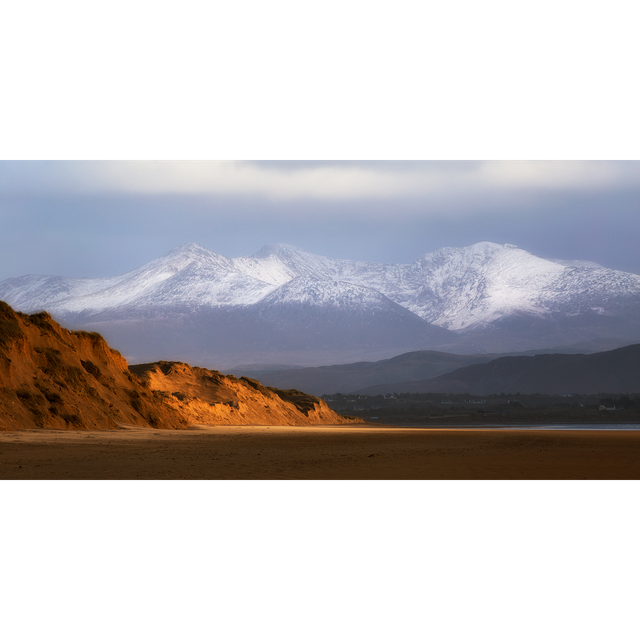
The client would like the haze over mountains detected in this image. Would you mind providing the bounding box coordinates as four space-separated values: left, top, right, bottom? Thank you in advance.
2 241 640 368
366 344 640 396
252 351 498 396
237 343 640 396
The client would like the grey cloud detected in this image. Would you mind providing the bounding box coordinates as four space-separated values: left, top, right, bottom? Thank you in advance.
1 184 640 282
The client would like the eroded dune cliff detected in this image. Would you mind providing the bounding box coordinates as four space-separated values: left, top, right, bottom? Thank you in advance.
0 301 358 430
129 361 359 426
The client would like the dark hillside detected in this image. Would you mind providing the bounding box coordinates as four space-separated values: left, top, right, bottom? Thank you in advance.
254 350 497 396
392 344 640 395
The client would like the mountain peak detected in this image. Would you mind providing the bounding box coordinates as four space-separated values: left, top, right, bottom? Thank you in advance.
253 243 308 259
154 243 234 273
163 243 215 259
416 241 518 268
471 241 517 251
471 241 505 250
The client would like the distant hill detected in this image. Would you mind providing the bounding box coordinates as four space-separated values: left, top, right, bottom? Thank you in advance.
249 344 624 396
364 344 640 396
253 350 498 396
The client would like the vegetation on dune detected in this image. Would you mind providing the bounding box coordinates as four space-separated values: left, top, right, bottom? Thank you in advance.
237 376 321 415
268 387 321 416
15 388 48 427
61 413 83 427
22 311 57 335
36 347 63 373
73 329 105 343
33 346 91 391
36 384 63 405
73 329 123 358
240 376 271 397
124 389 161 427
80 359 102 380
0 301 24 349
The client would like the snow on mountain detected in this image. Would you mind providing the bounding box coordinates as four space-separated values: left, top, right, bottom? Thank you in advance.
0 243 277 316
243 276 463 356
256 277 397 310
0 274 110 312
232 243 339 286
2 241 640 363
400 242 569 329
91 244 275 312
253 242 640 332
231 241 640 333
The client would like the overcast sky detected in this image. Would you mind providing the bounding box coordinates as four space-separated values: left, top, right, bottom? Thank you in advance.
0 160 639 280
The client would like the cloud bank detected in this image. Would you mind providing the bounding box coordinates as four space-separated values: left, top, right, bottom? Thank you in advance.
2 161 639 201
1 160 640 282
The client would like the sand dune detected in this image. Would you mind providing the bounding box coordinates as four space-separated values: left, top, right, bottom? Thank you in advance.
0 302 187 430
0 302 356 430
129 361 359 426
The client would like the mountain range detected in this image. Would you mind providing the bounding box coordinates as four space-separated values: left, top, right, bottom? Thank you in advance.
2 241 640 367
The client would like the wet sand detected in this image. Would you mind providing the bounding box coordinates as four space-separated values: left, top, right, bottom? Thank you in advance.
1 423 640 479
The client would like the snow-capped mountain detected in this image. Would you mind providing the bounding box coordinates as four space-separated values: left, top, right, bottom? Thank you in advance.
249 277 460 350
398 242 640 330
2 241 640 367
3 243 275 315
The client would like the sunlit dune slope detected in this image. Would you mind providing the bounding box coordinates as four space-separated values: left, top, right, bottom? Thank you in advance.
0 301 358 430
0 301 187 430
128 361 361 426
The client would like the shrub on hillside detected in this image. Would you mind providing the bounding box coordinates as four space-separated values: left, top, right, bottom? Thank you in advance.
0 301 24 348
81 359 102 380
73 330 105 344
63 365 86 387
28 311 56 334
61 413 83 426
16 388 48 427
35 347 63 374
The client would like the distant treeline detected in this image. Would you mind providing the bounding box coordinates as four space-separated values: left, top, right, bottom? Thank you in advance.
323 391 640 403
322 392 640 425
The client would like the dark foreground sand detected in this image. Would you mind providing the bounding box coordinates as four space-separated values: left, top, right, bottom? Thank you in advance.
2 423 640 479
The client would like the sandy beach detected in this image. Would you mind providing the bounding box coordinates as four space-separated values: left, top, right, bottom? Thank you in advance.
1 423 640 479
